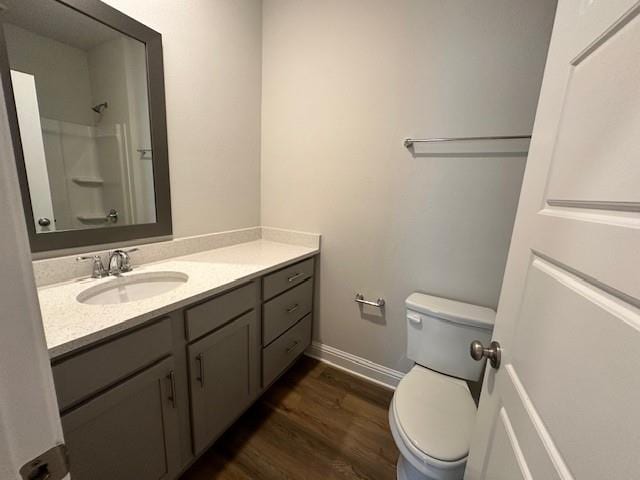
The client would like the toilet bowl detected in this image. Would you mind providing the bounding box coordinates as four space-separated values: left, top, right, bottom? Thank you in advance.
389 365 476 480
390 293 495 480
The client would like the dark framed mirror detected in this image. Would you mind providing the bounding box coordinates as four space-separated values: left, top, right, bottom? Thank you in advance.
0 0 171 252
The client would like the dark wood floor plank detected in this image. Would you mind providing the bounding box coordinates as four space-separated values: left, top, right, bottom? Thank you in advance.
181 356 399 480
315 365 395 408
263 382 398 469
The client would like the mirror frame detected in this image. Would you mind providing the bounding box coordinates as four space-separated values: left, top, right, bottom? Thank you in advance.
0 0 172 252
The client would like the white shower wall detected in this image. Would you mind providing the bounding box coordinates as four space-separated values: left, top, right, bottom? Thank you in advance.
40 119 105 230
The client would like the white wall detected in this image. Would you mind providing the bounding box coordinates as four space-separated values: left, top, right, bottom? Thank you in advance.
261 0 556 372
3 24 94 126
102 0 263 238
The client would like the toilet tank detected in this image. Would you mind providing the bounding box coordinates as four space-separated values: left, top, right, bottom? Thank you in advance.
406 293 495 381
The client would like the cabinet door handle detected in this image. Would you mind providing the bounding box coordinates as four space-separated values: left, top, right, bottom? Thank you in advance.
196 354 205 387
286 340 300 354
287 272 302 283
167 371 177 409
286 303 299 313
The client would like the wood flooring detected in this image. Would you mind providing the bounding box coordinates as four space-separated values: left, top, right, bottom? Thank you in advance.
181 356 399 480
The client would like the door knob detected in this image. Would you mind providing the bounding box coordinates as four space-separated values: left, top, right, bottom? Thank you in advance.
470 340 501 369
38 217 51 227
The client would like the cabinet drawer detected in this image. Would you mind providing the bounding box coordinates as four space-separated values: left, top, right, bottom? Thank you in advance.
262 314 312 388
185 282 257 341
262 258 314 301
262 279 313 346
53 318 173 411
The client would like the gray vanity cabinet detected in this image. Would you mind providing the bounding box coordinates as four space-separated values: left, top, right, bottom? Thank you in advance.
51 257 316 479
61 356 181 480
188 310 259 455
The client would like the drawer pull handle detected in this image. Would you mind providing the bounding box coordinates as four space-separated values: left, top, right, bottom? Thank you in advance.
286 303 299 313
167 370 177 409
287 272 303 283
196 354 205 387
286 340 300 354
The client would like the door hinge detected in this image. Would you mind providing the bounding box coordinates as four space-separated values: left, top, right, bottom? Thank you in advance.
19 444 69 480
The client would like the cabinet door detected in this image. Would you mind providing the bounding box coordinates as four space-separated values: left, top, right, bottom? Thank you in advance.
188 310 258 454
62 357 181 480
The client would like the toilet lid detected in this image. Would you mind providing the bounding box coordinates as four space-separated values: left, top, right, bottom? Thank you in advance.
394 365 477 462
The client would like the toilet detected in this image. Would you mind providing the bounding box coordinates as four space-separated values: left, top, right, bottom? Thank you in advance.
389 293 495 480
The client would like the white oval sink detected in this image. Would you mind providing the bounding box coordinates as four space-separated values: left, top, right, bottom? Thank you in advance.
77 271 189 305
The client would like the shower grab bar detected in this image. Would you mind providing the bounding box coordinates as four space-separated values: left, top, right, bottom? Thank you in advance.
403 135 531 149
355 294 385 308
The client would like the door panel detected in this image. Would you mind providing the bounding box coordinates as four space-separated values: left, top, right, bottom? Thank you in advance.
188 310 258 455
546 9 640 204
467 0 640 478
511 257 640 479
533 213 639 300
548 11 640 202
570 0 640 58
62 357 180 480
483 408 531 480
497 371 565 480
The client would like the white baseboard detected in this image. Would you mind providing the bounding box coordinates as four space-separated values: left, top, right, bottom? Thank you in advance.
305 341 405 390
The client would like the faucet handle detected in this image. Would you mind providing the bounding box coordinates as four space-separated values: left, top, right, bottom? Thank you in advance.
76 255 108 278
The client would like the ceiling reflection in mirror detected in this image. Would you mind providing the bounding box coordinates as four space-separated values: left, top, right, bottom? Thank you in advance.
2 0 157 234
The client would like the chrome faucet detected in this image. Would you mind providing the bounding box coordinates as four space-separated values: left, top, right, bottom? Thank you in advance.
76 248 139 278
108 248 138 275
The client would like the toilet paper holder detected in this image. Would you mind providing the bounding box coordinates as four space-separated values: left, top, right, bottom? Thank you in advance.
355 293 385 308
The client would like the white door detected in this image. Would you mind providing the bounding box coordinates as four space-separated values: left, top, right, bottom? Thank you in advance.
465 1 640 479
10 70 56 233
0 75 67 477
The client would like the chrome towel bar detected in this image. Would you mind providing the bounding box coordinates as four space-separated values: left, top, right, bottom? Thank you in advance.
355 293 385 308
404 135 531 149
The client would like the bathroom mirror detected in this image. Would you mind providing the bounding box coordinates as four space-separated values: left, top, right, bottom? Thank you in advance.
0 0 171 252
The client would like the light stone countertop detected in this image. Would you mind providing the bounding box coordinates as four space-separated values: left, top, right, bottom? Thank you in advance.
39 239 318 359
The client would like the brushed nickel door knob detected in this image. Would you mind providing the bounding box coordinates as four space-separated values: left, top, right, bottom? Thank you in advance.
470 340 502 369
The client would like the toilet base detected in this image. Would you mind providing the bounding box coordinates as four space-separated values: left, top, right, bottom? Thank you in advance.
397 455 436 480
396 454 464 480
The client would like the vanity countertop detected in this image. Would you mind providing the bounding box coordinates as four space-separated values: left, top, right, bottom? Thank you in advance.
39 239 318 359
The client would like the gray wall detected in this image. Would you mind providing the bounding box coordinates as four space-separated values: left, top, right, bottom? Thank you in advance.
102 0 263 238
260 0 556 372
